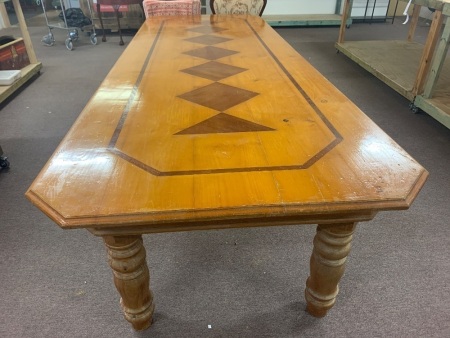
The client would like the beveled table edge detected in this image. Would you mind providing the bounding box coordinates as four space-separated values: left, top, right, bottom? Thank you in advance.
25 168 428 230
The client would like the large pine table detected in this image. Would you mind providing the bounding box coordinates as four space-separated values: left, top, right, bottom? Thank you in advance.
26 15 428 331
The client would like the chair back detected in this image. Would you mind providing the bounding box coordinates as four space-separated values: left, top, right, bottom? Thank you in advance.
210 0 267 16
143 0 202 18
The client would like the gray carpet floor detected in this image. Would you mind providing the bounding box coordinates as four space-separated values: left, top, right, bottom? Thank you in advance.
0 13 449 338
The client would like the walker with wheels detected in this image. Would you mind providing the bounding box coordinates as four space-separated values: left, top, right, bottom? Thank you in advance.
40 0 97 50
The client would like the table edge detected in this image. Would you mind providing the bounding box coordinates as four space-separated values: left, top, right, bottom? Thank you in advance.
25 168 428 230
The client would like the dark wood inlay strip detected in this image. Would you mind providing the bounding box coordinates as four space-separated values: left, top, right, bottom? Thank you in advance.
108 22 165 149
108 19 343 176
244 20 343 143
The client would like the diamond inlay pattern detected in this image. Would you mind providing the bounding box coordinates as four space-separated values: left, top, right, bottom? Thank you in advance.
183 46 238 60
181 61 247 81
107 19 343 175
185 35 231 46
178 82 259 111
187 26 228 34
175 113 275 135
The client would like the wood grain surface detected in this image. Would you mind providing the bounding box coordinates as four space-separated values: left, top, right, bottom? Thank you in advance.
26 15 428 231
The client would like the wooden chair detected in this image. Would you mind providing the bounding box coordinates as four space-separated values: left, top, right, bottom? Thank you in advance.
143 0 201 18
210 0 267 16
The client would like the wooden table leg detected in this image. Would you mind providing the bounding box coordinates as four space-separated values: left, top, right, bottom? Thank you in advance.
113 5 124 46
103 235 154 331
305 222 357 317
97 4 107 42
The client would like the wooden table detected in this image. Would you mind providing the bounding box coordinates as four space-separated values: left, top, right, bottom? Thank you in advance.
26 15 428 331
97 0 144 45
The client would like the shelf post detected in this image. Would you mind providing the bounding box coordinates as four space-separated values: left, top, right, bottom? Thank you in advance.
422 15 450 99
412 9 444 96
338 0 353 43
11 0 38 64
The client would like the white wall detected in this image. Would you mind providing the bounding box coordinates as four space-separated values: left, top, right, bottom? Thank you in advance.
264 0 337 15
263 0 392 18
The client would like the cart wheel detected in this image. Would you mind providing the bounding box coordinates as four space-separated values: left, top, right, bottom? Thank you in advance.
65 38 74 51
42 34 55 46
69 30 79 42
90 34 98 45
409 103 420 114
0 158 10 169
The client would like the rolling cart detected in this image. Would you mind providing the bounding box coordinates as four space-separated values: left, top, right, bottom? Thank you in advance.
40 0 98 50
0 145 10 170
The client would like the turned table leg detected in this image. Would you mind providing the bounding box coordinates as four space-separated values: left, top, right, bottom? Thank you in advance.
97 4 107 42
305 222 357 317
113 5 124 46
103 235 154 330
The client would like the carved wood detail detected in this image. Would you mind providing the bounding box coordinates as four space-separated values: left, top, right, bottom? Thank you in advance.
305 222 357 317
103 235 154 330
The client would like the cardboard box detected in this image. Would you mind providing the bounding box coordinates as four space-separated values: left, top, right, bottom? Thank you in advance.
0 70 21 86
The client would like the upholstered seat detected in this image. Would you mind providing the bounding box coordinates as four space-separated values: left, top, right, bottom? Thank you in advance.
210 0 267 16
143 0 201 18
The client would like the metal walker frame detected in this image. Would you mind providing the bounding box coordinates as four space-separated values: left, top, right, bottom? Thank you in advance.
40 0 98 50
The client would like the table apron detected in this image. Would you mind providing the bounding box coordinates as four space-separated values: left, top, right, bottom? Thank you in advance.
87 210 377 236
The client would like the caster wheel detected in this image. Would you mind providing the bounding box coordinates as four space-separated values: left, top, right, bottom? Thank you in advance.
65 38 74 51
90 34 98 45
42 34 54 46
0 158 10 169
409 103 420 114
69 30 79 42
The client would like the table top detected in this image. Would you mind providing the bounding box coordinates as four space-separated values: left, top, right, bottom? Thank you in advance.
26 15 428 232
